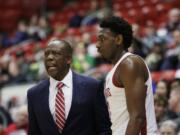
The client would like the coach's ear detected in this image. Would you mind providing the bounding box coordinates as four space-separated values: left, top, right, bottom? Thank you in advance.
67 57 72 65
115 35 123 46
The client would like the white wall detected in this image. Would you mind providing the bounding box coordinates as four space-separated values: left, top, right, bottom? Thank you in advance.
1 83 36 107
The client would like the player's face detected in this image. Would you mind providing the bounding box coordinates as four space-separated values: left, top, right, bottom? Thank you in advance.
44 44 70 79
96 29 117 60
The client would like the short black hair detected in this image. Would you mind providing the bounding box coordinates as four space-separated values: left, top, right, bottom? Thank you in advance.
100 16 133 49
48 39 73 57
62 40 73 57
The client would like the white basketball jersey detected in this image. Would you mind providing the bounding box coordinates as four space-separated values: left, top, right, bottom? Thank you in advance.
104 52 157 135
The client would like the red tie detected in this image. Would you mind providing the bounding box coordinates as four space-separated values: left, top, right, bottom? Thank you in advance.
55 82 66 132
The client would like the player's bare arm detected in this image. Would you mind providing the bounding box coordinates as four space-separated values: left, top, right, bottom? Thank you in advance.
117 55 148 135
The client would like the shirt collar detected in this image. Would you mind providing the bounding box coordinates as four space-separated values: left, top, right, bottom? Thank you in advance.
50 69 72 89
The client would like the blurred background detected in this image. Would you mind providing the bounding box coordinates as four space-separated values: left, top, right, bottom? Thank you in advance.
0 0 179 134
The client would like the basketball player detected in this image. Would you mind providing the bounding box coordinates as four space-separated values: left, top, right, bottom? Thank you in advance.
96 16 157 135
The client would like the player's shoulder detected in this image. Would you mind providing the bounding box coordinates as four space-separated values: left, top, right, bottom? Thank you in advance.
117 53 149 80
120 53 147 70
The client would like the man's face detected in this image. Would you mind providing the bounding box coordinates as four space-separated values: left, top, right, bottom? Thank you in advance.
168 91 179 111
15 112 28 128
44 44 70 79
155 102 165 120
156 81 167 97
96 28 117 61
159 126 176 135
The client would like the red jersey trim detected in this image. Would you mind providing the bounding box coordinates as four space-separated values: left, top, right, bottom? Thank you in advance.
112 72 124 88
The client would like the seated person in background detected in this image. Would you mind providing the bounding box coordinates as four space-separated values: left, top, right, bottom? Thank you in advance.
159 120 178 135
5 105 28 135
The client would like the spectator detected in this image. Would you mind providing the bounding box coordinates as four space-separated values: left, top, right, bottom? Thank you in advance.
8 56 20 84
11 51 29 83
155 80 169 98
81 0 111 26
5 105 28 135
81 0 99 26
130 24 146 58
145 42 164 71
170 78 180 90
0 106 13 134
7 96 20 116
164 87 180 120
38 16 53 40
161 30 180 70
166 8 180 33
69 13 83 27
142 24 158 54
9 21 29 46
0 55 11 87
27 15 41 41
0 95 13 135
154 94 168 124
159 120 178 135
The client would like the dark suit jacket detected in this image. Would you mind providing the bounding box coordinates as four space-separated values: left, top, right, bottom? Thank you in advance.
27 72 112 135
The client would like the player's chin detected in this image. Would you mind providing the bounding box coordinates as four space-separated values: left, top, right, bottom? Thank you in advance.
101 53 109 60
98 52 105 58
98 51 109 60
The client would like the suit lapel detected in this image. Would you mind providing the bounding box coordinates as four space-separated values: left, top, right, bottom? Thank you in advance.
64 72 84 127
40 73 84 133
40 79 60 135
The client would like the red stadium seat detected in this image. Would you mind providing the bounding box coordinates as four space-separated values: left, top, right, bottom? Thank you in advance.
67 28 82 36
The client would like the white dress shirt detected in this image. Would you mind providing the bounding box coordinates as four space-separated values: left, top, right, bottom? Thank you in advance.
49 69 73 120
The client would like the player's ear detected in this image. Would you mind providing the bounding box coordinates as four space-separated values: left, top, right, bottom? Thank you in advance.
115 35 123 45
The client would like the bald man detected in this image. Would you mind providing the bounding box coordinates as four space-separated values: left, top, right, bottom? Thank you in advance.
27 39 112 135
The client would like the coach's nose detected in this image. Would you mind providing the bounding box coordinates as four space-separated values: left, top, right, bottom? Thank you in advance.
96 43 102 53
46 52 54 61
